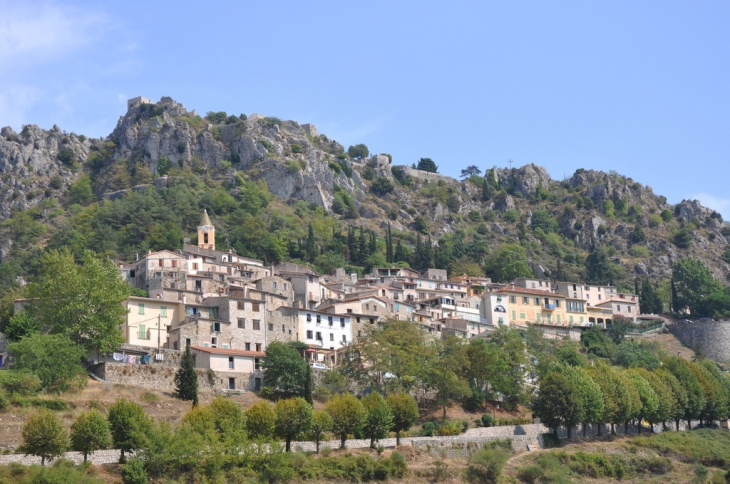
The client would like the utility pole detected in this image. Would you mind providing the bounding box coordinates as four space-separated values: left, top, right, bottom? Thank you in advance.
157 313 161 355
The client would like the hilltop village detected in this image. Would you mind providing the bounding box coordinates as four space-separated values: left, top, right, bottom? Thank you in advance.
109 210 640 392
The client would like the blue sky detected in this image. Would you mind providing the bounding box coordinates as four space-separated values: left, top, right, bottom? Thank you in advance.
2 1 729 217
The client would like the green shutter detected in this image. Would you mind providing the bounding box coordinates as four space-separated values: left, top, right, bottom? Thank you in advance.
138 303 144 315
138 324 145 339
160 306 167 318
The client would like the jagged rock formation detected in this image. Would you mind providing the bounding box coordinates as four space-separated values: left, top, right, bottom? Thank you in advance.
0 95 728 284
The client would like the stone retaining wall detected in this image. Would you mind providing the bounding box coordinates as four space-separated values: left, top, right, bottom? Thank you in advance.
667 320 730 363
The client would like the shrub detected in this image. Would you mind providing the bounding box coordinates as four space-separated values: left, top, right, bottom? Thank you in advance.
631 246 651 258
503 209 519 222
597 224 607 236
517 465 544 484
347 144 369 160
291 144 303 154
328 160 342 174
205 111 227 124
121 457 148 484
481 414 495 427
422 421 434 436
371 177 394 196
57 147 76 166
464 448 509 484
313 385 332 402
362 165 375 180
49 175 64 190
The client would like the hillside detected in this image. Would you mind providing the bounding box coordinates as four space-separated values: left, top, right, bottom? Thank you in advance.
0 95 728 296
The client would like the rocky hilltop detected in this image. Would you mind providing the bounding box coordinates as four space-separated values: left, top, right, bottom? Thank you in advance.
0 96 728 287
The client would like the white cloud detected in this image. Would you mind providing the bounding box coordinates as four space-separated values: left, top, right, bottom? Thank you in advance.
689 192 730 220
0 3 107 68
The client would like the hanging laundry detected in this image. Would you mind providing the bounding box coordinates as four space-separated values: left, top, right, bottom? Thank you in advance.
112 353 124 361
127 355 136 364
142 355 151 364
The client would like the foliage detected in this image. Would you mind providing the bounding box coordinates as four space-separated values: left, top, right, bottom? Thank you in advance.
361 391 394 448
4 310 39 342
8 333 86 392
370 177 394 196
460 165 482 178
0 370 42 396
416 157 438 173
672 258 723 316
673 227 693 248
108 398 153 462
532 371 584 437
121 457 148 484
261 342 310 399
326 392 367 449
585 244 620 285
309 409 333 453
245 401 276 439
173 345 198 405
613 340 661 370
25 249 129 353
274 397 313 451
386 393 419 445
57 146 76 166
20 410 68 465
485 244 533 282
664 357 705 426
347 144 369 160
464 447 509 484
70 409 112 462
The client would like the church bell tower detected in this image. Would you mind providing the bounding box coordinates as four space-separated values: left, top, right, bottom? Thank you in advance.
198 210 215 250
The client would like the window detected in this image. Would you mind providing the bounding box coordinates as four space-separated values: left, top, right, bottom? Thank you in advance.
306 314 312 322
308 275 313 283
228 357 234 369
536 314 541 323
617 304 621 311
255 343 261 352
160 306 168 318
520 312 526 319
522 297 528 304
193 263 199 270
306 330 314 339
316 332 322 341
534 298 540 306
328 316 333 325
283 283 287 291
159 259 164 267
598 295 602 300
185 338 191 347
253 320 261 330
330 333 334 341
268 323 273 331
211 337 217 347
172 260 177 268
512 310 517 320
569 315 574 323
138 324 146 339
138 303 145 315
628 306 632 313
255 359 260 370
557 315 562 323
347 309 353 313
237 301 245 310
252 303 260 312
316 315 321 323
238 318 246 329
228 377 236 390
342 334 347 343
340 318 345 328
555 300 560 308
273 282 277 289
509 296 516 304
245 343 251 351
365 304 369 310
358 330 361 337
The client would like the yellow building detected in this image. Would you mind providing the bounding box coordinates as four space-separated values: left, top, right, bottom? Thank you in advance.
124 296 185 348
497 286 569 326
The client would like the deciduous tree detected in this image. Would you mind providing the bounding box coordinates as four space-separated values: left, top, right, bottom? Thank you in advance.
261 342 310 400
309 410 333 454
20 410 68 465
244 401 276 439
8 333 86 392
274 397 313 452
361 392 394 448
108 398 153 463
386 393 419 446
326 393 366 449
70 409 112 462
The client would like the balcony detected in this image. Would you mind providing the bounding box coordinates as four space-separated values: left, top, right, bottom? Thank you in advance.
542 304 556 310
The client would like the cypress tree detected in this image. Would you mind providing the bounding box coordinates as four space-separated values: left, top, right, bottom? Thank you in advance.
671 278 680 313
358 228 367 265
305 224 316 263
385 224 393 263
369 230 377 255
304 363 314 404
347 227 357 263
394 240 407 265
174 345 199 406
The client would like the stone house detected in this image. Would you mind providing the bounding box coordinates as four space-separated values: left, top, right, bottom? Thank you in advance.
267 306 352 362
480 292 510 326
190 345 264 391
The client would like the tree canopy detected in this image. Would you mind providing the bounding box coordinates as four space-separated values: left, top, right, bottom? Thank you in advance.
261 342 310 399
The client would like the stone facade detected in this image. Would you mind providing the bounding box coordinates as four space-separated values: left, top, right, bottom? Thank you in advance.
667 319 730 363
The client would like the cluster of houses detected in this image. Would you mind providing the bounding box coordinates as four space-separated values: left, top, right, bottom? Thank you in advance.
116 211 640 391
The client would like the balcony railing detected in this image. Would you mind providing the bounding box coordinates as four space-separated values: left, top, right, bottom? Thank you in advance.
542 304 556 310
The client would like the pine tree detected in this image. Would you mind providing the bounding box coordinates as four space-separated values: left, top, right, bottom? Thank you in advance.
394 240 407 264
174 345 199 406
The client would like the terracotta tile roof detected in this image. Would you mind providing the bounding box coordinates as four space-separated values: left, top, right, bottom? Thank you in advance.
190 345 264 357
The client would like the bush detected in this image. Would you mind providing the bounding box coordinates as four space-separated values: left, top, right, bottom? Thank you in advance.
121 457 148 484
0 391 8 411
49 175 64 190
464 448 509 484
291 144 303 154
435 420 462 436
481 414 495 427
422 422 434 437
57 147 76 166
503 209 519 222
517 465 544 483
313 386 332 402
371 177 394 196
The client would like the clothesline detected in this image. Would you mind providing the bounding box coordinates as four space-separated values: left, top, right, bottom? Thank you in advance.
111 352 151 365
